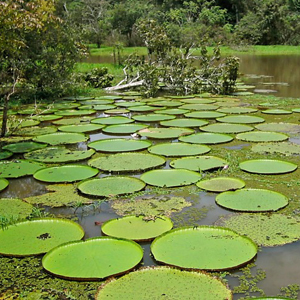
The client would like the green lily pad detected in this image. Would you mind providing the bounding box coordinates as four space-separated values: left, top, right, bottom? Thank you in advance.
52 102 81 109
24 147 95 163
128 105 163 112
16 119 41 128
0 160 45 178
54 109 96 116
160 118 208 128
79 104 116 111
215 214 300 247
217 115 265 124
0 179 9 192
217 107 258 114
292 108 300 113
103 124 148 134
0 218 84 256
34 165 98 183
104 108 129 114
179 132 233 144
88 139 151 152
112 196 191 217
255 122 300 133
180 98 216 104
32 114 63 122
78 99 114 105
216 188 288 212
133 114 176 122
0 150 13 160
33 132 88 145
185 111 226 119
18 108 58 115
140 169 201 187
24 184 92 207
52 116 92 125
262 109 292 115
148 142 211 157
170 156 228 172
179 104 219 111
14 126 57 136
149 100 182 107
42 237 143 280
168 95 194 99
78 176 145 197
117 101 144 107
88 153 165 172
197 177 245 192
251 142 300 156
2 142 47 153
156 108 189 115
236 131 289 142
0 198 33 219
96 266 232 300
91 116 134 125
151 226 257 270
0 136 32 144
201 123 254 134
102 216 173 241
239 159 297 174
138 127 194 139
58 124 105 133
232 91 254 96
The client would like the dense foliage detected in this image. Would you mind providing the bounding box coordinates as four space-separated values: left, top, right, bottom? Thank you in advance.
63 0 300 47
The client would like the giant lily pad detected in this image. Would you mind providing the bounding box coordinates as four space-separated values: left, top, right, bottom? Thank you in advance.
216 188 288 212
0 160 45 178
78 99 114 105
0 198 33 219
24 147 95 163
103 124 148 134
262 109 292 115
104 108 129 114
180 98 216 104
2 142 47 153
32 114 63 122
0 179 9 192
42 237 143 280
96 266 232 300
88 139 151 152
34 165 98 183
251 142 300 156
14 126 57 136
148 142 210 157
24 184 92 207
160 118 208 128
88 153 165 172
140 169 201 187
217 115 265 124
185 111 226 119
79 104 116 111
156 108 189 115
0 150 13 160
149 100 182 107
197 177 245 192
101 216 173 241
217 107 258 114
54 109 96 116
0 218 84 256
128 105 163 112
200 123 254 134
170 156 228 172
215 214 300 247
179 104 219 111
236 131 289 142
52 116 92 125
78 176 145 197
255 123 300 133
151 226 257 270
138 127 194 139
117 101 144 107
179 132 233 144
33 132 88 145
239 159 297 174
132 114 176 122
112 196 191 217
58 124 105 133
91 116 134 125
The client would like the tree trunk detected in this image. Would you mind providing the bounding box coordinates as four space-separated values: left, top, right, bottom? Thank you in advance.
1 94 9 137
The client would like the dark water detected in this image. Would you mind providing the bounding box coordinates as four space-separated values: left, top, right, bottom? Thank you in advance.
85 54 300 98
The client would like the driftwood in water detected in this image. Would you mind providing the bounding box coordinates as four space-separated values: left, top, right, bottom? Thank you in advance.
104 80 144 91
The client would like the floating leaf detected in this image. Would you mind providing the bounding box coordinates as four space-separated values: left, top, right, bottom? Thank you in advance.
251 142 300 156
128 105 163 112
255 123 300 133
88 139 151 152
88 153 165 172
201 123 254 134
138 127 194 139
148 142 210 157
42 237 143 280
52 116 92 125
34 165 98 183
0 218 84 256
217 115 265 124
179 104 219 110
0 179 9 192
0 160 45 178
156 108 189 115
215 214 300 247
160 118 208 128
236 131 288 142
262 109 292 115
185 111 226 119
216 188 288 212
33 132 88 145
24 147 95 163
151 226 257 270
197 177 245 192
104 108 129 114
179 132 233 144
78 176 145 197
149 100 182 107
2 142 47 153
91 116 134 125
239 159 297 174
141 169 201 187
79 104 116 111
103 124 148 134
180 98 216 104
102 216 173 241
32 114 63 122
133 114 176 122
217 107 258 114
0 198 33 219
14 126 57 136
96 266 232 300
58 124 105 133
0 150 13 160
54 109 96 116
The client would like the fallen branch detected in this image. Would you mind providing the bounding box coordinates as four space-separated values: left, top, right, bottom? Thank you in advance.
104 80 144 91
